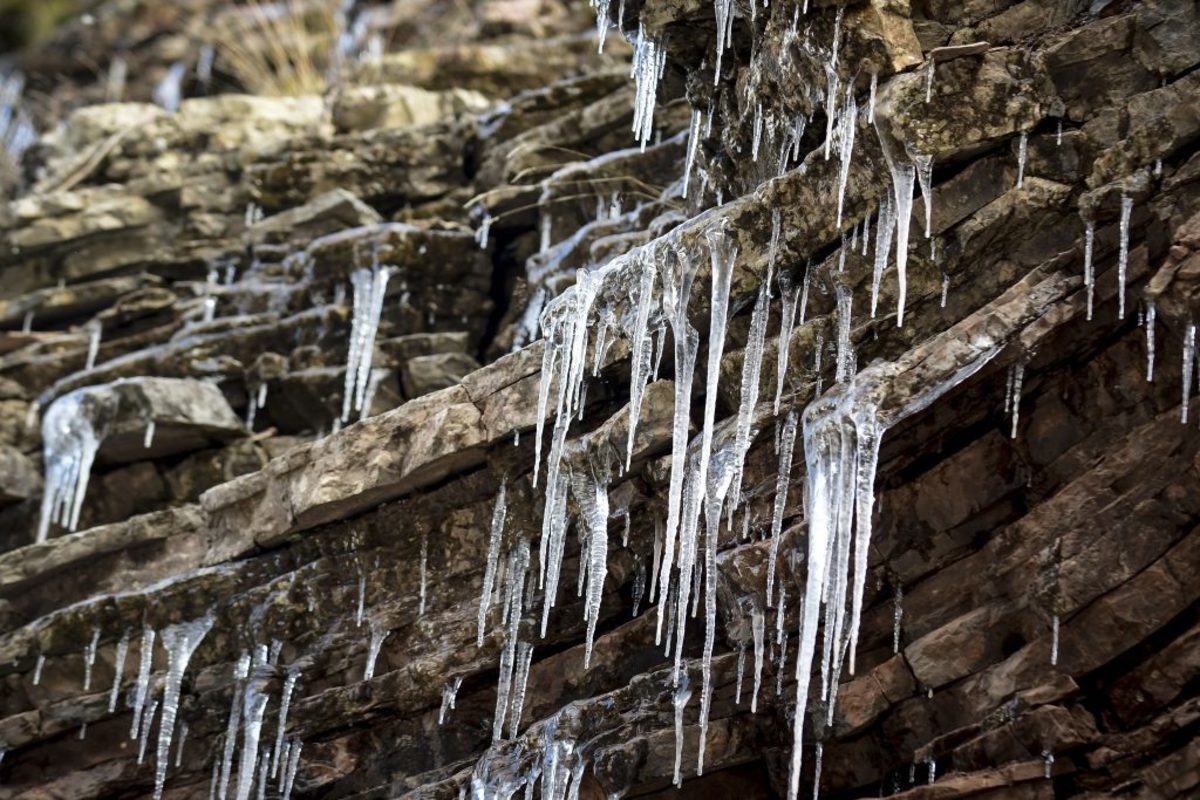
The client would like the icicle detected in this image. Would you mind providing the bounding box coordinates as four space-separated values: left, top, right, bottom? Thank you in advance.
774 272 802 414
138 696 159 764
631 25 667 149
234 652 271 800
1118 194 1133 319
940 273 950 308
786 344 1002 800
870 197 894 319
475 208 493 249
1146 302 1156 381
83 627 100 691
109 629 130 711
1010 360 1026 439
341 264 393 423
1016 133 1028 189
176 721 188 768
654 248 700 646
813 743 823 800
834 89 858 228
835 284 853 384
419 531 429 616
592 0 611 52
632 558 647 616
32 653 45 685
672 673 692 787
143 420 156 449
888 160 916 327
1043 750 1055 779
438 676 464 724
1056 120 1063 146
752 103 764 162
281 739 302 800
85 323 102 370
914 154 933 239
625 251 659 469
131 626 157 738
927 757 936 784
1049 615 1060 666
1083 219 1096 321
766 409 799 601
868 72 878 123
355 568 366 627
1181 324 1195 424
271 669 299 780
893 586 903 654
735 643 746 704
684 108 703 198
509 642 534 738
363 623 386 681
36 387 106 542
155 616 214 800
539 209 552 254
727 280 771 518
924 59 935 102
494 538 531 740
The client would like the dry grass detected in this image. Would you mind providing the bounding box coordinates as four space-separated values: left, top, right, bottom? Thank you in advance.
216 0 342 97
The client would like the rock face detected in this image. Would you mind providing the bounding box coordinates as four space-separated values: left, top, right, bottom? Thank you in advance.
0 1 1198 799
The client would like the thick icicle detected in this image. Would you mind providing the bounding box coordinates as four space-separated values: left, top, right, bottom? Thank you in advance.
341 263 393 423
155 616 215 800
234 651 271 800
36 387 106 542
1118 194 1133 319
787 343 1002 800
631 25 667 149
1050 615 1060 666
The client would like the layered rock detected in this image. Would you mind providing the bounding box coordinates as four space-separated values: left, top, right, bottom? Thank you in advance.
0 1 1198 799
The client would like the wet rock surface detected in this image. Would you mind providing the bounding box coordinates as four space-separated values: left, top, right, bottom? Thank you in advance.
0 1 1198 799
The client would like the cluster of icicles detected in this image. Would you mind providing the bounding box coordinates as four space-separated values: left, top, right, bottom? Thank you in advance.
28 617 303 800
461 4 1188 800
463 188 1015 796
